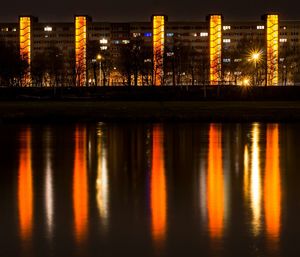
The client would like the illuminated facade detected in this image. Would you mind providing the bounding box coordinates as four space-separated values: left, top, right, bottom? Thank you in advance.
19 16 32 86
209 15 222 85
153 15 166 86
1 14 299 85
265 14 279 86
75 16 88 86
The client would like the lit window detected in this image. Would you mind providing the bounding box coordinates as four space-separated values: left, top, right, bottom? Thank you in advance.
200 32 208 37
167 52 174 57
223 26 231 30
144 32 152 37
133 32 141 37
279 38 287 43
100 46 108 50
279 58 285 62
122 40 130 44
112 40 120 44
12 28 17 32
100 38 108 44
223 39 231 43
234 71 242 76
223 58 231 63
166 32 174 37
193 33 198 37
44 26 52 32
257 25 265 30
234 58 242 62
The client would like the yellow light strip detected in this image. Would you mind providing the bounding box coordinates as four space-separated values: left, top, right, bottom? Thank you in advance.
266 15 279 86
209 15 222 85
19 17 31 85
153 16 165 86
75 16 87 87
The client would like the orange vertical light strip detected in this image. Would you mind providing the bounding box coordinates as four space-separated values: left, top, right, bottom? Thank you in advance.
19 17 31 85
264 124 281 241
18 128 33 241
75 16 87 86
153 16 165 86
73 127 88 242
209 15 222 85
207 124 224 238
151 125 167 245
266 15 279 86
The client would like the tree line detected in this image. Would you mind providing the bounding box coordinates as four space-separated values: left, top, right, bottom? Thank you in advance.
1 35 300 86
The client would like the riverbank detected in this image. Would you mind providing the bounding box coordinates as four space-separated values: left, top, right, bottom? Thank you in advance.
1 101 300 122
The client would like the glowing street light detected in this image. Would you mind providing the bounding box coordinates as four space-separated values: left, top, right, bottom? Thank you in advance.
97 54 103 86
249 50 262 86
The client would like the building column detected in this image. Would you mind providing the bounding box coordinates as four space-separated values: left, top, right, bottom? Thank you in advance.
152 15 166 86
208 15 222 85
19 16 33 86
264 14 279 86
75 16 89 87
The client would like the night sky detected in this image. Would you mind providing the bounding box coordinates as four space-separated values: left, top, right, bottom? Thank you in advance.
1 0 300 22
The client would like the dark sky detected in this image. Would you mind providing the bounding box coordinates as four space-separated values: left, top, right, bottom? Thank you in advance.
1 0 300 22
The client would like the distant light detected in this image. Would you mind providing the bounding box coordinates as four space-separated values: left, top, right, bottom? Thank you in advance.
44 26 52 32
223 25 231 31
279 38 287 43
133 32 141 37
100 38 108 44
242 78 250 86
167 52 174 57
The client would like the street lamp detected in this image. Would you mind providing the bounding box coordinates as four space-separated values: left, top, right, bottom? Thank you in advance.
97 54 102 86
249 50 262 86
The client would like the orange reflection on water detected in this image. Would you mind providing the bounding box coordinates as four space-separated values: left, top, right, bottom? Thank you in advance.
18 128 33 241
73 127 88 242
207 124 224 238
150 125 167 245
264 124 281 241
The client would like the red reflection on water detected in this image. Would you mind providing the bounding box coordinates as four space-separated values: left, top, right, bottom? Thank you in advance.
264 124 281 244
207 124 224 238
150 125 167 246
18 128 33 242
73 127 88 243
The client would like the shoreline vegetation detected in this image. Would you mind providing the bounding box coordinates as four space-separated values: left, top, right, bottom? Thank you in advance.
1 86 300 122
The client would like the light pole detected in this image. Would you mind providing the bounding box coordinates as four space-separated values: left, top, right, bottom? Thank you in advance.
97 54 102 86
250 51 261 86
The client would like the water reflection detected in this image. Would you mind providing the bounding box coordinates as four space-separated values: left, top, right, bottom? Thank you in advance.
96 125 109 231
207 124 224 238
250 123 262 235
18 127 33 242
264 124 281 248
44 129 54 239
150 125 167 247
73 126 89 243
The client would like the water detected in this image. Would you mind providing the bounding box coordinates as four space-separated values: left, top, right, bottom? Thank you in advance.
0 122 300 257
